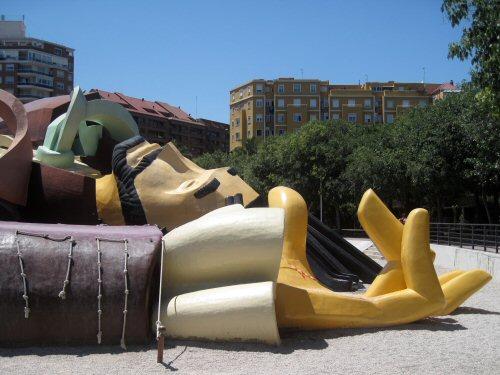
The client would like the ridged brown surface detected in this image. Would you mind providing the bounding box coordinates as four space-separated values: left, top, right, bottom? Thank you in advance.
0 221 162 346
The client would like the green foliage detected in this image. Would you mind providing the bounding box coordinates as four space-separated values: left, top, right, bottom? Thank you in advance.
442 0 500 110
194 87 499 225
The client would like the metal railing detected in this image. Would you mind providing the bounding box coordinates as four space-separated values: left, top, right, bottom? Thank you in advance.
430 223 499 253
342 222 499 253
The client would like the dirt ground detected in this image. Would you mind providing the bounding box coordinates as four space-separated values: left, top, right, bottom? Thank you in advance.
1 266 499 375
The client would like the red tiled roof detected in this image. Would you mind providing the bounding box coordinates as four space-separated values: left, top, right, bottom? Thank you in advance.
89 89 196 123
428 82 459 95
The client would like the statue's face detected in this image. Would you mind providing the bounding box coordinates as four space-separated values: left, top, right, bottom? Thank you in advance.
111 137 258 230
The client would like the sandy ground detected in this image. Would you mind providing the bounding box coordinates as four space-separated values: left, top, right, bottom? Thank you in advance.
1 267 499 375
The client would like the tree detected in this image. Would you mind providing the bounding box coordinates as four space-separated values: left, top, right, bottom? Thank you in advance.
442 0 500 109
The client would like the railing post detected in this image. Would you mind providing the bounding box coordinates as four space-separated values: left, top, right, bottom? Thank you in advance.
471 226 474 250
459 224 463 248
437 223 440 244
496 227 498 254
484 225 487 251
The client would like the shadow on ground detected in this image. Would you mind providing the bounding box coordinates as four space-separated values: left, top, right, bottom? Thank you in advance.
0 309 481 361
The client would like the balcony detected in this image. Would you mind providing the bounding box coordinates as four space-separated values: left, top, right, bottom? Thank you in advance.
17 68 53 77
17 82 54 90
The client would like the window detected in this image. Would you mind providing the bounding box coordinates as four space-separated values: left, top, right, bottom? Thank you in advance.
364 99 371 108
347 113 357 123
54 47 62 56
419 99 427 108
256 99 263 107
5 76 14 84
256 129 262 136
235 132 241 140
332 99 340 108
68 74 73 81
278 84 285 93
293 113 302 122
364 114 372 123
248 130 251 137
256 114 263 123
322 112 329 120
231 121 234 126
402 99 410 108
320 86 327 92
265 114 272 122
386 114 394 124
293 83 301 93
256 83 264 93
236 118 240 126
247 116 252 125
6 64 14 72
310 98 317 108
321 98 329 108
293 98 301 107
386 100 394 109
398 86 405 91
56 70 65 78
265 99 273 107
348 99 356 107
247 101 252 108
310 114 317 121
239 91 243 98
332 113 340 120
310 84 317 93
247 87 251 95
279 129 286 136
56 82 65 90
277 114 285 123
231 94 235 101
277 98 285 108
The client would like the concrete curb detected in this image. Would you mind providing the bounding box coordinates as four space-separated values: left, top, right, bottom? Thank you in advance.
432 244 499 282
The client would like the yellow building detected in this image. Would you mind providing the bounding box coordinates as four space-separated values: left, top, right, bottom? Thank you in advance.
229 78 458 150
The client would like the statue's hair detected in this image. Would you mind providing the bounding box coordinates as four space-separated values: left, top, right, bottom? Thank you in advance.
112 136 161 225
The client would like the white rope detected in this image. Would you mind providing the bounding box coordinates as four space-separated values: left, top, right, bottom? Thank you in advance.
120 239 129 350
58 237 74 299
96 238 103 344
156 239 166 339
15 231 30 319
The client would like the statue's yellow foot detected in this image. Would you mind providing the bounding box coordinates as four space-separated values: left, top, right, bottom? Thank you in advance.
434 269 492 316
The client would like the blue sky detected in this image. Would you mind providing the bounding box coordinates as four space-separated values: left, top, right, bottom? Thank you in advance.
3 0 471 122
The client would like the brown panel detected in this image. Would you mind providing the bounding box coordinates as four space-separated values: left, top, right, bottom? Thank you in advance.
23 162 99 225
0 89 33 206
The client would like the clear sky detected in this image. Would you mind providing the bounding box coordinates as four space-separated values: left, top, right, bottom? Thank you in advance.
3 0 471 123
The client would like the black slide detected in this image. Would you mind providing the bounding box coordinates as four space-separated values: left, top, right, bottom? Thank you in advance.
306 214 382 291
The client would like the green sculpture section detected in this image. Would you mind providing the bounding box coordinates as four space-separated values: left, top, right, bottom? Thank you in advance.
35 87 139 168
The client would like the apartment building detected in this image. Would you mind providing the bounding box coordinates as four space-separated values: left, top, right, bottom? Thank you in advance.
0 17 74 103
229 78 458 150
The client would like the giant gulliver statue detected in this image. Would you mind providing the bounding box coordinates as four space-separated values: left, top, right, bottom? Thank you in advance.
0 88 491 349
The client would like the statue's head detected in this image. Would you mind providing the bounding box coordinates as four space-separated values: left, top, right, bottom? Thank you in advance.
97 136 258 230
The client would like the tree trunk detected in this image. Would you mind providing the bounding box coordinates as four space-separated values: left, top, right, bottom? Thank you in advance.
481 187 492 224
335 206 341 230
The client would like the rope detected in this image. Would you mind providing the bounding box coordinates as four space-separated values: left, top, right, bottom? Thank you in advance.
16 231 71 242
15 231 30 319
120 239 129 350
96 238 103 344
156 239 166 339
95 237 130 348
58 237 74 299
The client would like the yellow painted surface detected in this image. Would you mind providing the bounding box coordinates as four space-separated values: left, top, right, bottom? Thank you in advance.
270 187 492 330
95 173 125 225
